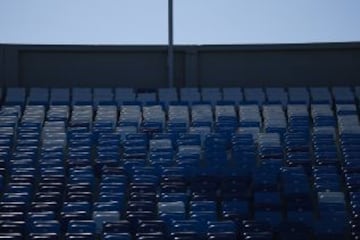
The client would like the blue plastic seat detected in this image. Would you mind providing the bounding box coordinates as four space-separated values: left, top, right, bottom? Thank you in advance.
207 221 237 234
180 88 201 104
170 220 207 237
50 88 70 105
310 87 332 104
93 88 114 105
29 220 60 234
332 86 355 103
253 192 283 227
135 233 166 240
317 192 346 219
244 88 265 105
126 211 157 229
103 220 131 234
137 92 157 104
137 220 166 234
159 193 189 203
190 211 217 222
65 233 96 240
93 211 121 233
67 220 96 234
115 88 136 105
5 88 26 106
222 200 250 222
169 232 202 240
222 88 243 104
265 87 288 105
29 233 60 239
314 218 347 240
72 88 92 105
0 221 26 235
127 201 156 214
190 201 216 212
253 170 278 192
277 221 312 240
254 192 281 210
158 88 178 103
158 201 185 214
202 88 222 105
288 88 309 104
241 220 273 240
102 233 132 240
208 232 237 240
63 202 91 213
239 105 261 128
28 88 49 105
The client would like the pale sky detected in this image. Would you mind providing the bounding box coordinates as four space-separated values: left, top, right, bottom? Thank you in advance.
0 0 359 45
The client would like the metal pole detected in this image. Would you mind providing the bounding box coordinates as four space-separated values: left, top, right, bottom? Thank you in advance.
168 0 174 88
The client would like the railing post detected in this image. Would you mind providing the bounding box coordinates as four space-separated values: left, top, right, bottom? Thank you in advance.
168 0 174 88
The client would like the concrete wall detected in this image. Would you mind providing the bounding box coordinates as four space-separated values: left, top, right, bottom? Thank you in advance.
0 43 359 88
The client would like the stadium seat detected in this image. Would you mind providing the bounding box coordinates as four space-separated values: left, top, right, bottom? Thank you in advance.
288 87 309 104
265 87 288 105
0 86 357 238
5 88 26 106
222 88 243 104
244 88 265 105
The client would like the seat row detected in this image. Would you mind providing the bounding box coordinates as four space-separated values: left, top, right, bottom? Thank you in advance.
0 92 360 239
2 86 360 106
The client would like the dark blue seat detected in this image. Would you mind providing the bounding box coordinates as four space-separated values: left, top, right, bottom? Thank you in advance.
102 233 132 240
137 220 166 234
169 232 203 240
332 87 355 104
241 220 273 240
126 212 157 230
244 88 265 105
159 193 189 203
103 220 131 234
93 88 114 105
29 220 60 234
288 88 309 104
277 221 312 240
222 200 250 222
158 88 178 104
67 220 96 234
29 233 59 240
50 88 70 105
222 88 243 104
5 88 26 106
63 202 91 213
266 88 288 105
310 87 332 104
65 233 95 240
27 211 55 221
93 200 124 211
72 88 92 105
93 211 121 233
190 212 217 222
0 221 26 235
313 218 347 240
208 232 237 240
170 220 207 236
28 88 49 105
190 201 216 212
180 88 201 104
135 233 166 240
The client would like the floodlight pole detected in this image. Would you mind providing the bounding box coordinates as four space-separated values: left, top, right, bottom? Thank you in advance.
168 0 174 88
